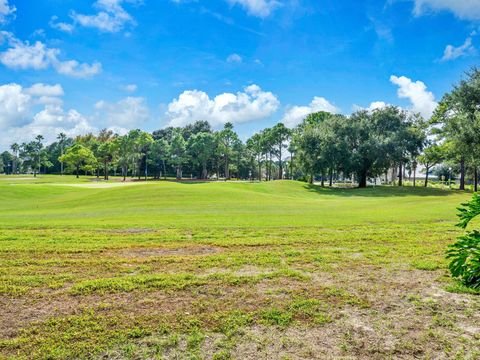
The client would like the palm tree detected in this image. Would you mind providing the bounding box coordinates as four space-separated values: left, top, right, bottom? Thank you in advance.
35 135 44 176
57 132 67 175
10 143 19 174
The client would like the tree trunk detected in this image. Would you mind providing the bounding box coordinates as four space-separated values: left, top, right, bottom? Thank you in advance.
398 162 403 186
76 166 79 179
104 160 109 180
460 158 465 190
413 165 416 187
424 165 430 187
475 167 478 193
162 160 167 180
144 155 148 181
309 173 314 184
290 152 294 180
329 168 333 187
202 163 207 179
358 169 367 188
258 157 262 181
224 154 229 180
279 145 283 180
176 166 182 180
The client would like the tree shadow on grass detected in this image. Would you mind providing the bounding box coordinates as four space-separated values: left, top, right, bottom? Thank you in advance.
303 184 459 197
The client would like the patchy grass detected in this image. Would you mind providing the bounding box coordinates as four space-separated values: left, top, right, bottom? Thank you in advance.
0 175 479 359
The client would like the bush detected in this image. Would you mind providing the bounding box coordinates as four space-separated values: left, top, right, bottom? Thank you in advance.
447 193 480 289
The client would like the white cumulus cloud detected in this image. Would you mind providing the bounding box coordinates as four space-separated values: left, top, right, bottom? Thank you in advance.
227 0 281 17
281 96 340 128
25 83 65 105
71 0 139 33
166 84 279 127
0 83 94 150
0 83 32 128
352 101 389 112
0 32 101 78
412 0 480 21
390 75 437 119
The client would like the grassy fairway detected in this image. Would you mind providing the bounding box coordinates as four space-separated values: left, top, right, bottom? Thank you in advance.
0 176 479 359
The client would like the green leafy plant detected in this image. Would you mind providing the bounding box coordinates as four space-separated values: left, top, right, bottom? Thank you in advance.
447 193 480 289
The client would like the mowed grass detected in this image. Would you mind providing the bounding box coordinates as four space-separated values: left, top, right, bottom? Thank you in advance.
0 176 479 359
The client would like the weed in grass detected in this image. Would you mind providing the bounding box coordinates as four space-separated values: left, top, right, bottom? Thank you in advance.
259 308 293 328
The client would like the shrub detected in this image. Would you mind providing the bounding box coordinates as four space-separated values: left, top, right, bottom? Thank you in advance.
447 193 480 289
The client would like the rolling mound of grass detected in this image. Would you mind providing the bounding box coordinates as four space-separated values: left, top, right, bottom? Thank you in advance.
0 176 467 229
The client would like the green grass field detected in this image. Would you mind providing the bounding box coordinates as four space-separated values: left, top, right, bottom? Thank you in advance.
1 176 479 359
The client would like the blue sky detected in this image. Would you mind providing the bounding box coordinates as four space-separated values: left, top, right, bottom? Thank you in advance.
0 0 479 149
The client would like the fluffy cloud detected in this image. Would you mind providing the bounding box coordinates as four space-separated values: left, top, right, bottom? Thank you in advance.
25 83 64 97
0 32 101 78
441 36 475 61
166 84 279 127
0 83 32 128
95 96 149 128
120 84 138 92
49 16 75 33
226 53 242 63
390 75 437 119
281 96 340 128
0 0 15 24
71 0 138 33
25 83 65 105
0 83 94 150
26 106 94 140
352 101 389 112
412 0 480 21
227 0 281 17
54 59 102 78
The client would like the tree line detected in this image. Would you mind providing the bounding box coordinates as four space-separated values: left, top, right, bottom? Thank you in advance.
1 68 479 189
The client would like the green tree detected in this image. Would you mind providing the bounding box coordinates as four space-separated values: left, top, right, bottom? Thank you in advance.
10 143 19 174
295 125 323 184
20 136 45 177
218 122 239 180
57 133 68 175
271 123 291 179
346 107 423 188
114 135 132 181
247 133 264 181
188 132 216 179
0 151 12 174
169 130 188 180
433 68 480 190
418 143 445 187
59 144 97 178
150 139 169 179
139 132 154 180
